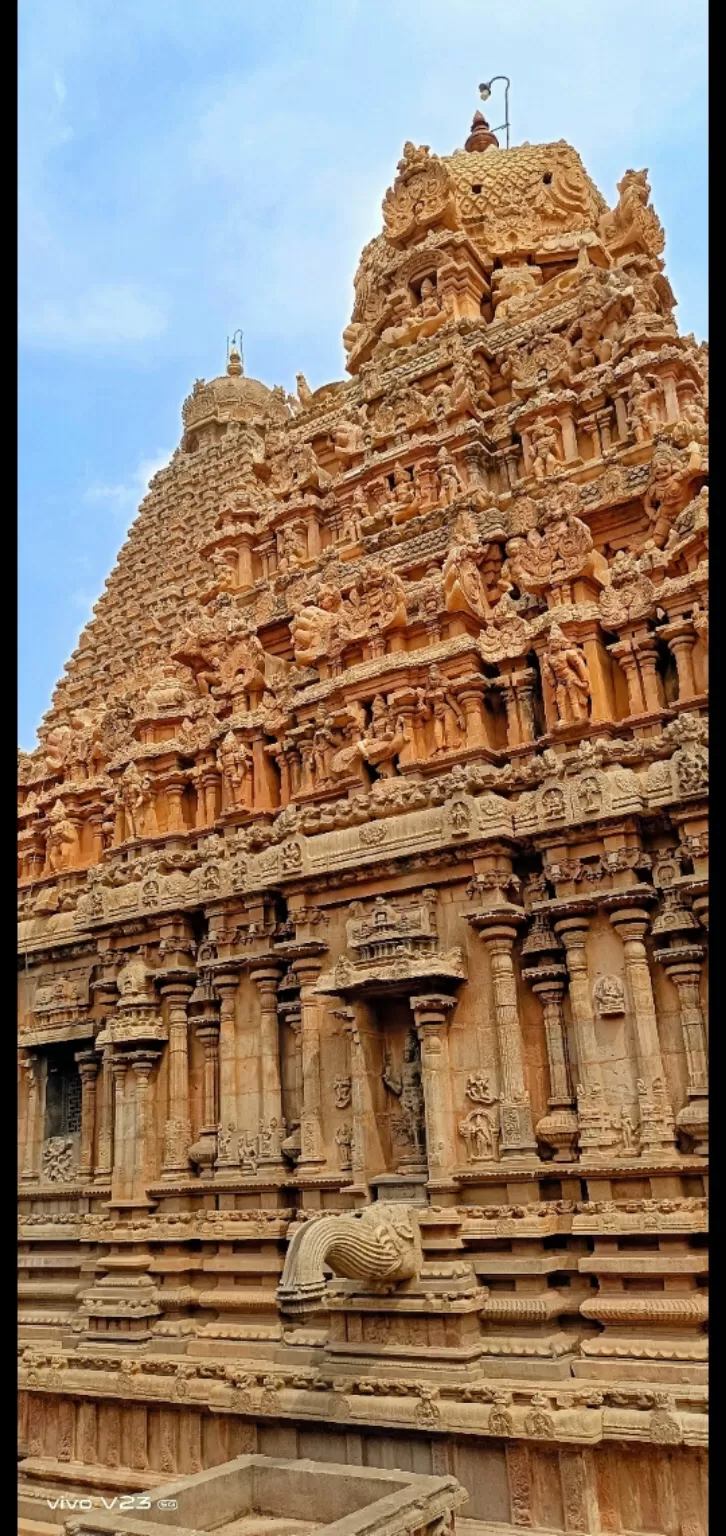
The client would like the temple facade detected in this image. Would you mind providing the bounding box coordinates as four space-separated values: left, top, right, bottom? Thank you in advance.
18 106 708 1536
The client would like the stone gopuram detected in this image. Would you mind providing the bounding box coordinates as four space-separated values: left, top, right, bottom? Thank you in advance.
18 105 708 1536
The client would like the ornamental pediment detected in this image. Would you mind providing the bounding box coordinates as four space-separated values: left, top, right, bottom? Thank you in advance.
382 142 460 247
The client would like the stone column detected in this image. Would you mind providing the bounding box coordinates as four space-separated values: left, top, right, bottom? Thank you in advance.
196 1024 220 1132
214 971 241 1167
476 922 537 1157
200 769 221 828
161 983 194 1179
458 676 489 748
94 1043 115 1185
110 1054 130 1202
653 939 708 1155
410 994 458 1183
661 620 698 702
75 1050 99 1181
293 958 326 1169
250 965 285 1167
129 1052 159 1198
609 907 678 1156
236 524 255 589
164 776 187 833
521 914 577 1162
554 916 615 1157
20 1053 41 1182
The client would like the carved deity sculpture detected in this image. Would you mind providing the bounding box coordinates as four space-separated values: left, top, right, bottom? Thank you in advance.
358 695 408 776
643 439 703 547
491 262 540 321
45 799 77 873
436 446 463 506
443 511 494 623
459 1108 498 1162
541 624 591 724
42 723 72 776
529 418 562 480
117 762 153 840
276 522 308 574
416 666 465 754
290 584 345 666
382 1030 426 1159
217 732 252 808
626 371 662 443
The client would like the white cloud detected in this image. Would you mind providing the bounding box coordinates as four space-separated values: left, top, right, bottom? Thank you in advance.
82 450 172 518
21 281 168 350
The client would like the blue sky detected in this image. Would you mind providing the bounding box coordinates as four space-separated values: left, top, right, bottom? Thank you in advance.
18 0 707 749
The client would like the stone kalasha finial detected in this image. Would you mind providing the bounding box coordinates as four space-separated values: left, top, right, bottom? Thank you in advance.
465 111 499 153
227 346 243 377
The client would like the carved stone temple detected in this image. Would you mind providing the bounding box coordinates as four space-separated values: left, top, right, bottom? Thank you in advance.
18 104 708 1536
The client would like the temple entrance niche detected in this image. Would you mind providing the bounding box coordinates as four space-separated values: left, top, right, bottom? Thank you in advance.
375 997 427 1178
42 1043 82 1183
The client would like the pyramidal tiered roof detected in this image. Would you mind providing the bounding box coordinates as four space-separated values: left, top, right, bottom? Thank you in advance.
18 105 707 1536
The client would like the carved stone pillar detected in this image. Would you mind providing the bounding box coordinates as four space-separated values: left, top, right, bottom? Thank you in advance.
110 1055 130 1202
214 970 241 1168
293 958 326 1169
554 916 615 1157
236 525 255 589
164 776 187 833
94 1043 115 1185
75 1050 99 1180
161 983 193 1179
661 619 698 702
129 1052 159 1198
250 965 285 1167
188 975 221 1175
197 1024 220 1133
473 920 537 1157
521 918 578 1161
609 907 678 1156
652 903 708 1153
458 676 489 748
20 1053 41 1182
410 993 458 1183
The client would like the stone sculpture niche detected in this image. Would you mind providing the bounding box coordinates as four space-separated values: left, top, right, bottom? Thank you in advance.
276 1203 422 1318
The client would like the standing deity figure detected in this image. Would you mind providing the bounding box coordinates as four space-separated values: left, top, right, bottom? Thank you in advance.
530 418 562 480
449 356 480 415
541 624 591 724
382 1029 426 1158
618 1107 639 1156
45 798 77 874
311 722 338 786
459 1108 498 1162
436 446 463 505
626 371 661 443
417 665 465 754
117 762 153 840
217 731 252 808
